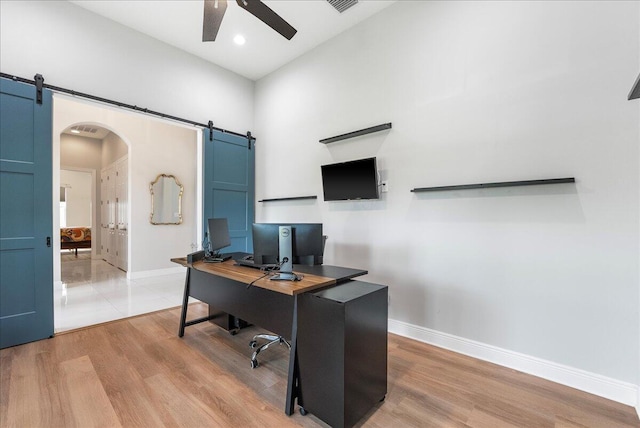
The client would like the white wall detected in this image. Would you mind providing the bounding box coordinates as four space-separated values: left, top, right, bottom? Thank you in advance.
255 0 640 401
102 133 128 167
0 0 254 135
60 169 92 228
61 134 103 169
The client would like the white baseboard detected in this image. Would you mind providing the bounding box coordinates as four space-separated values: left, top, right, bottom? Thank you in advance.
388 319 638 407
128 266 185 280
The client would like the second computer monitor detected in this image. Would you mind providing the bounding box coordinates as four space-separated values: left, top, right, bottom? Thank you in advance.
208 218 231 255
252 223 280 265
290 223 324 266
252 223 324 266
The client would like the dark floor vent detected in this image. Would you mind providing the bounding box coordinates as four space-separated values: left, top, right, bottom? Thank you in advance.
327 0 358 13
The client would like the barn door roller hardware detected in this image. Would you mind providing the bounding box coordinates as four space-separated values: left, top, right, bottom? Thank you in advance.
34 74 44 105
0 72 256 142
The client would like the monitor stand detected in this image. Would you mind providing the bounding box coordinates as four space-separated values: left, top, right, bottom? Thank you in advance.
270 225 303 281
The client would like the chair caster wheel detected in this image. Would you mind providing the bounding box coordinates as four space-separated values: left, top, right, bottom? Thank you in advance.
250 359 258 369
299 407 307 416
249 340 257 348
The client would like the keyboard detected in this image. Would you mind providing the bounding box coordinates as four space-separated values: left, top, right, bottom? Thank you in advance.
203 255 232 263
235 258 278 270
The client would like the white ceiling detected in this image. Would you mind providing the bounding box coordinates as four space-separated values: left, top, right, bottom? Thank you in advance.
69 0 397 81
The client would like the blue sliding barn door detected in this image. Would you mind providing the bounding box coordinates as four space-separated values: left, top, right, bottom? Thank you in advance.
203 130 255 253
0 78 54 348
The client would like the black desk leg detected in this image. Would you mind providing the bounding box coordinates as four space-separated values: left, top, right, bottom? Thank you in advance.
285 294 300 415
178 267 191 337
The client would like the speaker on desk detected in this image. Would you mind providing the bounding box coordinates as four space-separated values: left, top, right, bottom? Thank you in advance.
187 250 205 264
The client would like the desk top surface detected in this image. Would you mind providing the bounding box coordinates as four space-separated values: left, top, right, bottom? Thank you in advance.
171 257 352 296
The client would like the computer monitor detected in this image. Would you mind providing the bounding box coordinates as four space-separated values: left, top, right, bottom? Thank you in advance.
289 223 324 265
251 223 324 266
252 223 280 265
207 218 231 257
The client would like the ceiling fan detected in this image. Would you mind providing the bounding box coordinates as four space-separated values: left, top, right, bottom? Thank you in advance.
203 0 297 42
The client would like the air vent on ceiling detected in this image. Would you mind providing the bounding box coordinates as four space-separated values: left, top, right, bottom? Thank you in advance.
71 125 98 134
327 0 358 13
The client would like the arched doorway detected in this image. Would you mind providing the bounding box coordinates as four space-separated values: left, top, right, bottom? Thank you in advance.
57 123 133 331
60 123 128 268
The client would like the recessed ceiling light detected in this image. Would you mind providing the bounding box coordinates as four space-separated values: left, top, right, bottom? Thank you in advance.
234 34 246 46
70 129 80 134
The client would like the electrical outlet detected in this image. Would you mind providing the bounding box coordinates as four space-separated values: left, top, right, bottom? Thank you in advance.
381 181 388 193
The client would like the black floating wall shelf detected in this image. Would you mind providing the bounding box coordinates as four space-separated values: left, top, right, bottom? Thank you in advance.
320 123 392 144
258 196 318 203
411 177 575 193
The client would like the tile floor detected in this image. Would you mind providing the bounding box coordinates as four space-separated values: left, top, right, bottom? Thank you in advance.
55 250 190 333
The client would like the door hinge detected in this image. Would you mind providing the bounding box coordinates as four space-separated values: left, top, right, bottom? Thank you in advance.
46 236 51 247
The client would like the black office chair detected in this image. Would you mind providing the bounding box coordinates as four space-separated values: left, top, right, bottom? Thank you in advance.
249 235 327 369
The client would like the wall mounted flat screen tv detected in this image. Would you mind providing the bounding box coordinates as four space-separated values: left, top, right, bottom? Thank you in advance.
321 157 379 201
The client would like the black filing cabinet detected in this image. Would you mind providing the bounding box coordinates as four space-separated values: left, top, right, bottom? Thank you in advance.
298 280 388 428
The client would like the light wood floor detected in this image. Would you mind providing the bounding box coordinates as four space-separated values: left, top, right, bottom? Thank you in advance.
1 303 638 428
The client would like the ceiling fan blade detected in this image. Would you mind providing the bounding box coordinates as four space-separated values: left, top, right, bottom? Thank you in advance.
203 0 228 42
235 0 297 40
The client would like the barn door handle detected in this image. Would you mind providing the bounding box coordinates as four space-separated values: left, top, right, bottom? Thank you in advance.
46 237 51 247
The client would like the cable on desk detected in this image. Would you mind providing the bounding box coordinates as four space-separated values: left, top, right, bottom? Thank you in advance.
245 257 288 289
246 270 272 289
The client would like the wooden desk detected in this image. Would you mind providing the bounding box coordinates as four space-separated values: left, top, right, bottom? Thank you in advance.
186 258 337 295
172 255 367 416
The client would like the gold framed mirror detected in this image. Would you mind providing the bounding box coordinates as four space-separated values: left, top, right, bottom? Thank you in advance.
150 174 183 225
